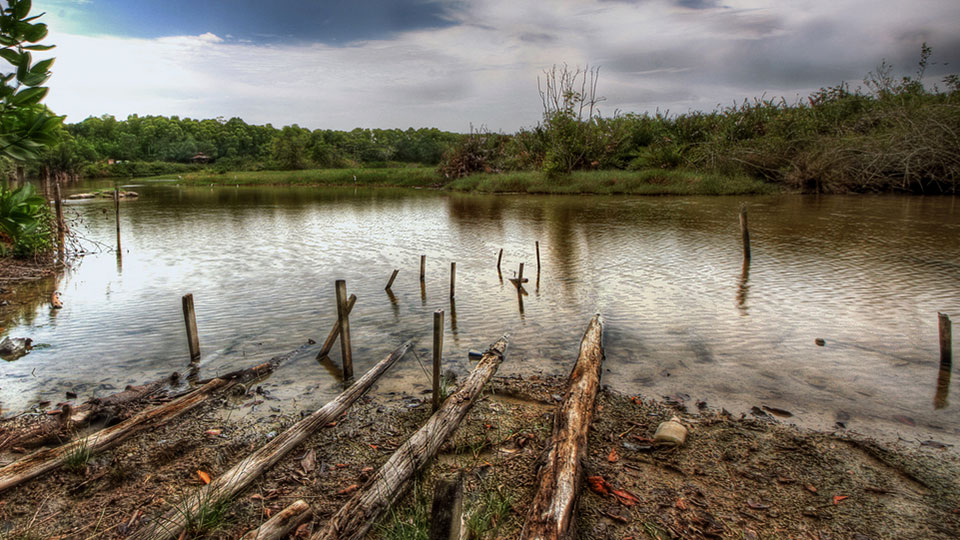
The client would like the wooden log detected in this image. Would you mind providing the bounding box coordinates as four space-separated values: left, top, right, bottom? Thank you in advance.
420 255 426 282
940 312 952 368
429 474 463 540
433 309 444 412
128 340 413 540
317 294 356 359
182 293 201 363
115 187 121 252
0 378 230 494
335 280 353 380
385 269 399 291
521 314 605 540
54 180 65 260
313 335 510 540
449 262 456 298
739 205 751 263
240 499 312 540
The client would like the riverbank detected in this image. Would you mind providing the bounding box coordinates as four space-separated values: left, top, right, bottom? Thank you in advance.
152 167 777 195
1 371 956 539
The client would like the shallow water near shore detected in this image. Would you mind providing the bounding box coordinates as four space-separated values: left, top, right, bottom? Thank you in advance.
2 182 958 445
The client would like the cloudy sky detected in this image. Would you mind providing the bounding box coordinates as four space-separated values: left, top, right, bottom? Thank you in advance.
33 0 960 132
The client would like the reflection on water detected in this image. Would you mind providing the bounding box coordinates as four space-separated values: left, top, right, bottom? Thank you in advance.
1 185 958 443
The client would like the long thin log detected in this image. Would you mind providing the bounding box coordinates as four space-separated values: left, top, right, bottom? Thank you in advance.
0 340 312 491
0 378 230 494
521 315 605 540
317 294 357 359
129 340 414 540
240 500 312 540
313 335 510 540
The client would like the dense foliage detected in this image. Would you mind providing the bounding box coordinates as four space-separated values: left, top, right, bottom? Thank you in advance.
0 182 51 256
438 50 959 193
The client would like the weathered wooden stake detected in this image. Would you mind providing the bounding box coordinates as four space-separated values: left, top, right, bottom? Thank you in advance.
449 262 456 298
420 255 426 281
114 187 122 252
497 248 503 273
940 312 953 368
739 205 751 263
53 180 64 260
335 280 353 380
536 241 541 271
317 294 356 359
518 262 525 283
182 293 201 362
429 474 463 540
433 309 444 412
385 269 399 290
935 365 951 410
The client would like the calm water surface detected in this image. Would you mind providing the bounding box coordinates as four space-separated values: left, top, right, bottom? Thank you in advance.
2 183 958 443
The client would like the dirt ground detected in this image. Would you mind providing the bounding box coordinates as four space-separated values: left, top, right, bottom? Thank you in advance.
1 368 957 540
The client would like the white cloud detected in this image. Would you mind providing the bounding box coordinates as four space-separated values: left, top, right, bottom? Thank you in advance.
40 0 960 131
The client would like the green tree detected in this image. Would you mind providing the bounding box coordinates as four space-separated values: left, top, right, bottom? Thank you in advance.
0 0 61 163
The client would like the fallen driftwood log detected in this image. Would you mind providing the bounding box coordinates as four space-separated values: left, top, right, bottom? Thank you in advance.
0 340 314 452
0 340 315 493
521 314 604 540
128 340 414 540
240 499 312 540
313 335 509 540
0 378 229 494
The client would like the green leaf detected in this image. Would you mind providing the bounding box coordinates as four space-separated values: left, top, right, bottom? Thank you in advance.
15 49 30 78
10 85 45 106
23 22 46 43
0 48 20 65
19 71 48 86
13 1 33 21
22 43 53 51
0 36 17 47
30 57 52 74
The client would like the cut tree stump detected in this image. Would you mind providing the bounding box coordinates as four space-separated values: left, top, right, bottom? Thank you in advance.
313 335 509 540
240 499 312 540
521 314 604 540
128 340 413 540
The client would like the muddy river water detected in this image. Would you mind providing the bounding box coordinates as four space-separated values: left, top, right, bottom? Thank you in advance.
2 183 958 444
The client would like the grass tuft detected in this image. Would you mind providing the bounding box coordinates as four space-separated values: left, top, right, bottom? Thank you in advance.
63 437 92 472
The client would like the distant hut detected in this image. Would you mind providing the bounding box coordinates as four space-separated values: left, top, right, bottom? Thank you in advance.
191 152 212 164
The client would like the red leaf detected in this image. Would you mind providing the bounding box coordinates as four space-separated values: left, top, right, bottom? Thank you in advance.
833 495 849 505
612 489 640 506
196 470 211 484
676 497 687 510
337 484 360 496
587 476 610 496
608 448 619 463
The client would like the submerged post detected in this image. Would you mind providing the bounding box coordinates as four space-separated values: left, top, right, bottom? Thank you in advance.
53 180 64 261
336 280 354 380
449 262 456 299
420 255 426 282
739 205 751 263
385 269 399 291
940 312 953 369
182 293 201 363
114 187 121 252
433 309 444 412
536 241 541 271
497 248 503 274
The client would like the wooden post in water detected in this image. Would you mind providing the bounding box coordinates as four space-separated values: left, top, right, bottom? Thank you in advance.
53 180 64 261
497 248 503 274
536 241 541 271
449 262 456 299
385 269 399 291
518 262 525 283
114 187 122 252
420 255 426 282
940 312 953 369
317 294 356 359
336 280 354 380
182 293 201 363
433 309 444 412
739 205 751 263
429 474 463 540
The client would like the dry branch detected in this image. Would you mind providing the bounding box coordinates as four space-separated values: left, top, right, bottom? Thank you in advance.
521 315 604 540
128 340 414 540
240 500 312 540
313 335 509 540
